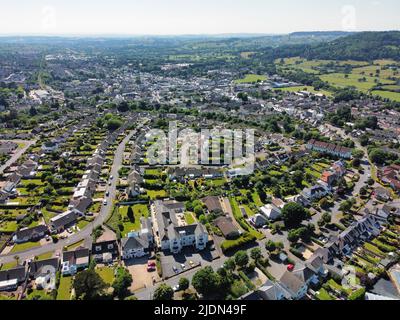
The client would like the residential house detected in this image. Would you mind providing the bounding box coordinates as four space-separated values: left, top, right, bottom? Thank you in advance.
201 196 224 214
29 258 59 290
257 280 292 300
61 247 90 275
259 203 282 221
92 240 119 263
214 216 240 239
50 210 79 233
121 235 151 259
306 139 352 159
279 270 309 300
13 225 48 244
0 266 27 291
250 214 268 228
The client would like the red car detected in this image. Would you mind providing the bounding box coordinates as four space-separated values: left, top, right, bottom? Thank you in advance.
147 261 156 267
287 264 294 271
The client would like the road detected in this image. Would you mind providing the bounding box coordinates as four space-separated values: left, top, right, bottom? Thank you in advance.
0 130 135 265
0 140 36 174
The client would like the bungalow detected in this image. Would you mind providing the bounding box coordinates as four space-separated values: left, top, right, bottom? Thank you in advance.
201 196 224 214
259 204 282 221
301 183 330 203
91 240 119 263
13 225 48 244
61 247 90 275
49 210 79 233
214 216 240 239
0 266 27 292
30 258 59 290
41 141 58 153
250 214 268 228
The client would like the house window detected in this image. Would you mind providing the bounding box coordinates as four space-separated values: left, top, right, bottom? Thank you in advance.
95 246 101 252
107 244 114 250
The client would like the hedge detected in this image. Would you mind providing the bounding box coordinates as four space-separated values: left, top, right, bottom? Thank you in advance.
348 288 366 300
239 271 256 290
221 232 256 253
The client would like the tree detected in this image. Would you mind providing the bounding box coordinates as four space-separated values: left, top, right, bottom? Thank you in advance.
234 251 249 269
339 200 353 213
153 284 174 300
281 202 308 229
265 240 277 252
192 266 221 297
112 267 133 299
223 258 236 273
178 277 190 291
73 270 108 300
292 170 304 188
250 247 262 262
127 206 134 222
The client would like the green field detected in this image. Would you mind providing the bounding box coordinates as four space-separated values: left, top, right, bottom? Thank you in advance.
371 90 400 102
320 73 394 93
235 74 267 84
119 204 150 236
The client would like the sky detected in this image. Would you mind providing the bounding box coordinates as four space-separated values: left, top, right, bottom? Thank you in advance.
0 0 399 36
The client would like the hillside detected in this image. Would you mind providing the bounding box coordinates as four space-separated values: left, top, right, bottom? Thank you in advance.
301 31 400 61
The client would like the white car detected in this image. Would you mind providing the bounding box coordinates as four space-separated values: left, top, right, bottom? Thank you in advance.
103 200 108 205
173 285 180 292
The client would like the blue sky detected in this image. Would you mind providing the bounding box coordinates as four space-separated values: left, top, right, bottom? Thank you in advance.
1 0 399 35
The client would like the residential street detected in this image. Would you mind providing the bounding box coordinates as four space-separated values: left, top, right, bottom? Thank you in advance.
0 140 36 174
0 130 135 265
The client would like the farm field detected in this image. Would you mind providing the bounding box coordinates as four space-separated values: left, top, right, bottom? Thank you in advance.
234 74 267 84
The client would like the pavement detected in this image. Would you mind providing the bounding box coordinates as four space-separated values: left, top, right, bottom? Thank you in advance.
0 139 36 174
0 130 135 265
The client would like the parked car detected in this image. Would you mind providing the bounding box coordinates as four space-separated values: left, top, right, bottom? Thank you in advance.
173 285 180 292
180 263 186 270
103 200 108 205
172 266 178 273
287 264 294 272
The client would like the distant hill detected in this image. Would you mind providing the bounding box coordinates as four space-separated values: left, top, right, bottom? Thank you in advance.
289 31 355 38
300 31 400 61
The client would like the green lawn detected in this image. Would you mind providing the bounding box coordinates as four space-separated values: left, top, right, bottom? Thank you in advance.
26 289 53 300
0 261 17 270
234 74 267 84
96 267 115 285
36 251 54 260
119 204 150 236
10 241 40 253
57 276 73 300
184 212 196 225
316 288 335 300
251 191 263 207
147 190 168 200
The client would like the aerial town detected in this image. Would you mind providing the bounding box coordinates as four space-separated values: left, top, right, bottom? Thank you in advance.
0 30 400 302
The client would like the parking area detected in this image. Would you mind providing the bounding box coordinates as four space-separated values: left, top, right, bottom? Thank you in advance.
124 257 161 292
160 247 217 279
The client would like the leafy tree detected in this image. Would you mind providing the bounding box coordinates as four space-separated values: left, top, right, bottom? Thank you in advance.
192 266 221 297
281 202 308 229
265 240 277 252
234 251 249 268
112 267 133 299
223 258 236 273
127 206 135 222
73 270 108 300
178 277 190 291
153 284 174 300
250 247 262 262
